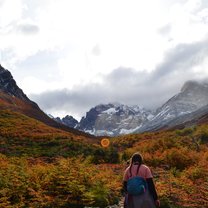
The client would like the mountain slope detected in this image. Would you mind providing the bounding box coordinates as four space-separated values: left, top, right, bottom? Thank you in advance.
0 65 95 138
0 65 102 156
165 104 208 130
136 80 208 133
0 108 101 156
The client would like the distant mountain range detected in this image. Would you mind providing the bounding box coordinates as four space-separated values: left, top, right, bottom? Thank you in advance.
53 80 208 136
1 64 208 137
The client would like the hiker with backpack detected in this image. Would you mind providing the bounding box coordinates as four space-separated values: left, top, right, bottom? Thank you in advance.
123 152 160 208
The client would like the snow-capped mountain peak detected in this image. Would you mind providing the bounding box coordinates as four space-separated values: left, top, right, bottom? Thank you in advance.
76 103 154 136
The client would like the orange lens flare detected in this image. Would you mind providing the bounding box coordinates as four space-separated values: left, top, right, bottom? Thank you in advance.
101 138 110 148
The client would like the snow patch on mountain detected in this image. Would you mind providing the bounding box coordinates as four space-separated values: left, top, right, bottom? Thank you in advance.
119 125 142 135
102 107 119 114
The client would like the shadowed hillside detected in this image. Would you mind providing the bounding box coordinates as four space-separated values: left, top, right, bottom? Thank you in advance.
0 109 102 157
0 89 97 138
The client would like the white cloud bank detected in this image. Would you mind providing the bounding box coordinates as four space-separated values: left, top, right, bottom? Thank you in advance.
0 0 208 119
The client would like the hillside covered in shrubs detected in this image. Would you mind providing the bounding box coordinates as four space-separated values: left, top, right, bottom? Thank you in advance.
0 108 208 207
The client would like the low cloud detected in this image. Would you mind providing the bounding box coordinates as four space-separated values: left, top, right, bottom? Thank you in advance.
152 38 208 79
17 24 39 35
158 24 172 36
0 0 4 6
91 44 101 56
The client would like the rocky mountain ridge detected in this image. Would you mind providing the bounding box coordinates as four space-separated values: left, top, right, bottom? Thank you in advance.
51 103 154 136
53 115 78 128
55 80 208 136
0 64 31 102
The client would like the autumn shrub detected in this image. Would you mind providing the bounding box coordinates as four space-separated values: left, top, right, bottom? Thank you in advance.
0 156 31 206
184 166 207 180
91 147 120 164
175 127 196 136
198 130 208 143
0 155 122 207
37 157 122 207
159 197 181 208
162 147 197 170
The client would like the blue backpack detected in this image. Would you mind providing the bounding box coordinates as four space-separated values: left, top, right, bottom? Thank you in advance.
127 165 147 196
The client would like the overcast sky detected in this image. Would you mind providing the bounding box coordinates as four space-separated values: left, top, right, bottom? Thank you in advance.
1 0 208 120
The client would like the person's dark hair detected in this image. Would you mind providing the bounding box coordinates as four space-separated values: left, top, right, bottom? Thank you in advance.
129 152 143 177
131 152 143 164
